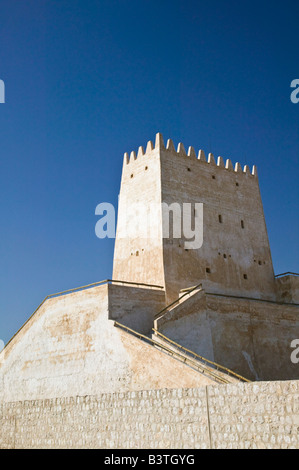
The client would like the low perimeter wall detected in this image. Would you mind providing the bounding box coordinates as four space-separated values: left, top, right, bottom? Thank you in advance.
1 380 298 449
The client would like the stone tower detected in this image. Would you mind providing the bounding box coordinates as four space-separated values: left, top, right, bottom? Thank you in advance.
113 133 276 303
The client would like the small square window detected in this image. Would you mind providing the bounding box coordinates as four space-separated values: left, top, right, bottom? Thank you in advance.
206 267 211 273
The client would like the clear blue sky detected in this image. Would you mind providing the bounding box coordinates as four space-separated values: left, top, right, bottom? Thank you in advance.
0 0 298 344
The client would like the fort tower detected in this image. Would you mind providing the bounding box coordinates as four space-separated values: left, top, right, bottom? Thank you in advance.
113 133 276 303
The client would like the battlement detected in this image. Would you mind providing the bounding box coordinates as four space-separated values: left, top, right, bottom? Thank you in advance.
115 131 274 303
123 132 258 177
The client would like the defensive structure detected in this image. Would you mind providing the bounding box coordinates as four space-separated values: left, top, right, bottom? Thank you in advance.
0 133 298 449
113 133 276 303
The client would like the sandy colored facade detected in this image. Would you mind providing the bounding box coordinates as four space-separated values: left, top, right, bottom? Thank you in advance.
0 283 220 403
0 133 298 448
1 381 298 449
155 288 299 381
113 133 277 303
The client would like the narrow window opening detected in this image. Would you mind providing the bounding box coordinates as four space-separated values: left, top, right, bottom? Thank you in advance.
206 267 211 274
236 182 239 187
145 166 148 171
223 253 227 259
241 220 244 229
243 274 248 280
130 174 134 178
218 214 223 223
212 175 216 180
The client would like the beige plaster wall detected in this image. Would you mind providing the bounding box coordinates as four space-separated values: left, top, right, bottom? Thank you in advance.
159 142 276 302
156 290 299 381
275 275 299 303
0 284 213 403
112 134 276 304
112 142 165 288
108 283 165 334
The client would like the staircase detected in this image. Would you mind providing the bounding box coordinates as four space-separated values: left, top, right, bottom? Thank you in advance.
151 328 250 384
114 321 250 385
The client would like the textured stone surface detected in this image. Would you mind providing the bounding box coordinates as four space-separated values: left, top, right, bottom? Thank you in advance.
113 134 276 303
0 284 213 403
0 380 298 449
156 291 299 381
207 380 299 449
1 133 298 449
275 275 299 304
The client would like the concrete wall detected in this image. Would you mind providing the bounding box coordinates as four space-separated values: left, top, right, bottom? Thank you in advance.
0 284 213 403
1 380 298 449
156 290 299 381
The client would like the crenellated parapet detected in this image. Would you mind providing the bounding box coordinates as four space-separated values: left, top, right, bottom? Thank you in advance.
123 132 258 177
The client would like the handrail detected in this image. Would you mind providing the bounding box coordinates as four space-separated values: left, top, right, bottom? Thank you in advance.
152 328 251 383
3 279 164 351
205 291 299 306
275 272 299 278
114 321 240 384
46 279 164 299
154 283 202 320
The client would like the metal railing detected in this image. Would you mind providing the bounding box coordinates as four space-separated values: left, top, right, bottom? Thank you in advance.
114 321 249 384
154 283 203 320
152 328 251 383
44 279 164 300
275 272 299 278
4 279 164 351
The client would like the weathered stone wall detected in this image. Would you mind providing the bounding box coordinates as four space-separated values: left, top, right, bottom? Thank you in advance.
112 142 165 289
275 275 299 304
108 282 165 334
113 134 277 305
156 290 299 381
159 141 276 303
1 380 298 449
207 380 299 449
114 133 277 303
0 283 213 403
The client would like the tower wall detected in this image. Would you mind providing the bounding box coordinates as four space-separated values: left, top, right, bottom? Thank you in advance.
112 140 165 288
113 133 276 303
159 137 276 301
